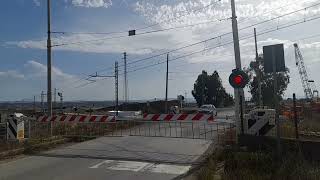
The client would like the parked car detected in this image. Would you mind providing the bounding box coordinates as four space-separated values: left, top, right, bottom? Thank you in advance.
198 104 217 116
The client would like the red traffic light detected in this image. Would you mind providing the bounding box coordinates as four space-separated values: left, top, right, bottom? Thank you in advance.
229 69 249 89
234 75 243 85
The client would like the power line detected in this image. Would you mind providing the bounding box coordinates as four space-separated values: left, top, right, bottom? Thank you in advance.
69 3 320 88
73 14 320 88
74 25 320 89
121 2 320 68
122 15 320 75
52 1 320 54
51 34 128 47
51 18 229 47
52 18 229 36
51 0 222 47
237 0 314 24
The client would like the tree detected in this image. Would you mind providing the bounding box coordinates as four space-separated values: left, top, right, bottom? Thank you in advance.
245 55 290 107
192 70 234 107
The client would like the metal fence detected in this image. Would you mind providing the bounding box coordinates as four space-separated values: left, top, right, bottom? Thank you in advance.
278 103 320 139
0 123 7 140
27 120 236 145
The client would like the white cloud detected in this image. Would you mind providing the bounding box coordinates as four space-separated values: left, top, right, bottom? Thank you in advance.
7 32 183 55
6 0 320 99
71 0 112 8
23 60 75 81
0 60 118 101
134 0 319 28
33 0 40 6
0 70 25 79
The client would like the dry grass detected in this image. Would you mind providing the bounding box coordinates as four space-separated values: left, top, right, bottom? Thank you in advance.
196 147 320 180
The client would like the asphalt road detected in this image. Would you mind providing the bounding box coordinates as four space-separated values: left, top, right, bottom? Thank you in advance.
0 136 211 180
0 108 234 180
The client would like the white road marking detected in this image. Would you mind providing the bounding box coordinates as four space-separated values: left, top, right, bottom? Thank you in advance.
147 164 191 175
108 161 151 172
89 160 191 175
89 160 114 169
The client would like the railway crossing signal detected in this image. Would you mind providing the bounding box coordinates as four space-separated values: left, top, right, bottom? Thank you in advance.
229 69 249 89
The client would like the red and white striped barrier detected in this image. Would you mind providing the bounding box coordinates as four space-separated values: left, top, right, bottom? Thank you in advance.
37 115 116 123
143 113 215 122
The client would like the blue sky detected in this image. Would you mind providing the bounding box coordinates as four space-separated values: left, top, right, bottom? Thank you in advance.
1 0 320 101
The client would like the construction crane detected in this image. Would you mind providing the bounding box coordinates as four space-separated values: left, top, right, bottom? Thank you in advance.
294 43 318 100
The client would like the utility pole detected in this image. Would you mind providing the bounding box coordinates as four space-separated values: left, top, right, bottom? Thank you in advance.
54 88 57 110
231 0 245 135
254 28 263 107
58 92 63 114
33 96 36 115
124 52 128 103
60 93 63 114
89 71 117 114
165 53 169 113
41 91 44 113
47 0 52 116
115 61 119 116
184 91 187 104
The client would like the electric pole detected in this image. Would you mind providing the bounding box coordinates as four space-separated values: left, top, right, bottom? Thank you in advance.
165 53 169 113
54 88 57 110
41 91 44 113
254 28 263 107
47 0 52 116
124 52 128 103
58 92 63 114
88 72 117 114
115 61 119 116
231 0 245 135
33 96 36 115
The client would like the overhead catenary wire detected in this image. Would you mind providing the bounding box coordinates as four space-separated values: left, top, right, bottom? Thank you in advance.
52 0 320 48
72 2 320 88
51 17 229 47
52 0 310 37
51 0 320 88
52 18 230 36
109 1 320 70
51 0 223 35
75 13 320 89
122 15 320 75
74 13 320 88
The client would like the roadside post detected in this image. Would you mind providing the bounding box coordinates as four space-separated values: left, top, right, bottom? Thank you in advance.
228 69 249 136
293 93 299 140
240 95 244 135
263 44 286 159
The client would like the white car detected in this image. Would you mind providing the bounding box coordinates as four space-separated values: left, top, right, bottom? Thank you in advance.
198 104 217 116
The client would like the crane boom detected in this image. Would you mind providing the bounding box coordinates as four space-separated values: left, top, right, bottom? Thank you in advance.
294 43 314 100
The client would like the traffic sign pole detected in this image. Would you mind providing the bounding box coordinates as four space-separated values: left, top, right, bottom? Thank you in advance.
231 0 245 136
272 46 282 159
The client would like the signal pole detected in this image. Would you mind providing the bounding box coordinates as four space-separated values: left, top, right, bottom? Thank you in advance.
124 52 128 103
165 53 169 113
41 91 44 113
231 0 245 135
115 61 119 116
58 92 63 114
54 88 57 110
254 28 263 107
33 96 36 115
47 0 52 116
